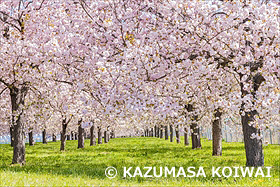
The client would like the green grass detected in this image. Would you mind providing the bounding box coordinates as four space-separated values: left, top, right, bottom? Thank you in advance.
0 137 279 186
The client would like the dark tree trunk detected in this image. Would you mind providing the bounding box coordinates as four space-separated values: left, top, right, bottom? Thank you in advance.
160 126 163 138
10 86 28 165
98 127 102 144
154 126 157 138
12 117 26 164
52 134 57 142
241 112 264 166
186 104 201 149
156 125 160 138
60 119 67 151
151 128 154 137
66 135 70 140
78 123 85 149
240 73 264 166
42 129 47 144
110 130 115 139
212 109 222 156
165 126 168 140
90 123 96 146
175 125 180 143
10 126 14 147
104 130 108 143
74 133 78 140
170 125 174 142
184 127 189 146
190 122 201 149
28 131 35 146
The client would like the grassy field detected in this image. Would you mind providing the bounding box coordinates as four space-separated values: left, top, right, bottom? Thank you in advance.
0 137 279 186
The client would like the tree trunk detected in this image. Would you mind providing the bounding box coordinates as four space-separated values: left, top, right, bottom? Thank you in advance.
10 86 28 165
78 124 85 148
170 125 174 142
28 131 35 146
175 125 180 143
75 133 78 140
154 125 157 138
240 73 264 166
42 129 47 144
10 126 14 147
60 119 67 151
151 128 154 137
107 131 110 142
110 130 115 139
165 126 168 140
98 127 102 144
104 130 108 143
212 109 222 156
186 104 201 149
160 126 163 138
66 135 70 140
190 122 201 149
71 131 74 140
12 117 26 164
184 127 189 146
90 123 96 146
241 112 264 166
156 125 160 138
52 134 57 142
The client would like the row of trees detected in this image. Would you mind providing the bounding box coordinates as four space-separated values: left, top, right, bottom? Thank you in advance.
0 0 279 167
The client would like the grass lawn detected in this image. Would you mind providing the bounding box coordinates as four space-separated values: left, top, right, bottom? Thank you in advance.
0 137 279 186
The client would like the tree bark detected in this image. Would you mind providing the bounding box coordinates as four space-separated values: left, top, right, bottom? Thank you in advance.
175 125 180 143
240 73 264 166
186 104 201 149
190 122 201 149
90 123 96 146
60 119 67 151
10 86 28 165
78 121 84 149
165 126 168 140
42 129 47 144
160 126 163 138
66 134 70 140
104 130 108 143
71 131 74 140
52 134 57 142
28 131 35 146
154 125 157 138
156 125 160 138
241 112 264 166
10 126 14 147
110 130 115 139
74 133 78 140
170 125 174 142
212 109 222 156
98 127 102 144
184 127 189 146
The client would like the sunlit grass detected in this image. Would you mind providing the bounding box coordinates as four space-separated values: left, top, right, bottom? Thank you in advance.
0 137 279 186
